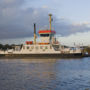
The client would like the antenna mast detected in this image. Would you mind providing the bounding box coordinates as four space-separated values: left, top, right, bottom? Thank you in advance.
49 14 52 31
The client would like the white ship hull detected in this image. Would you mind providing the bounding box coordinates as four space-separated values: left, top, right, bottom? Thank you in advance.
0 44 85 59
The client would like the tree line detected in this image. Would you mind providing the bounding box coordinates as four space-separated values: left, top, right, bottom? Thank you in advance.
84 47 90 55
0 44 14 51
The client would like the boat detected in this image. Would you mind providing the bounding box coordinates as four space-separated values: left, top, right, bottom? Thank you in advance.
0 14 86 58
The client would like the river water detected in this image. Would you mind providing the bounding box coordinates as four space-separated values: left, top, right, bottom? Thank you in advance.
0 57 90 90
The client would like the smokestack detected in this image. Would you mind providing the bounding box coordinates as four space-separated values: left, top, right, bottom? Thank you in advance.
34 23 36 45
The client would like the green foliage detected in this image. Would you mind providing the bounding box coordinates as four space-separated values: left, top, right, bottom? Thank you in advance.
0 44 23 51
84 47 90 54
0 44 14 50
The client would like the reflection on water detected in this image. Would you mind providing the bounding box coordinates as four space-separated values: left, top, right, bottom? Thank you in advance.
0 58 90 90
22 58 57 63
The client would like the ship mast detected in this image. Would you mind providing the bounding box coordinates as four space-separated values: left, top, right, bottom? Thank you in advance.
34 23 36 45
49 14 52 31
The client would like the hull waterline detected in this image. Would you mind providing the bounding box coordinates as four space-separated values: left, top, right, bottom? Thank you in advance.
0 53 87 59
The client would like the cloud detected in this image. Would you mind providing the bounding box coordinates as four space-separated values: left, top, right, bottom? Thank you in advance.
0 0 25 8
1 31 90 46
57 31 90 46
42 5 48 9
0 0 90 39
53 19 90 36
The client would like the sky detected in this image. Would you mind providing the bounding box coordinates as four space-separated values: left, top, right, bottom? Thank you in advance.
0 0 90 46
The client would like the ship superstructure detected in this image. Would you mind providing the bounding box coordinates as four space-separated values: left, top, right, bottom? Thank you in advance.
0 14 84 58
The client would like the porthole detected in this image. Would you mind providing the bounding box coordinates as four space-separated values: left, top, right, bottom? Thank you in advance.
43 49 45 51
29 49 32 51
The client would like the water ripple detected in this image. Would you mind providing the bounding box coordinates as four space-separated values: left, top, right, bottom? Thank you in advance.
0 58 90 90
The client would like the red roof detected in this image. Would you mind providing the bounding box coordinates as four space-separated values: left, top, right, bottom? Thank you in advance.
38 30 56 34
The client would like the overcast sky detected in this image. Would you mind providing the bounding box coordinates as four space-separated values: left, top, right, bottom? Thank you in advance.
0 0 90 46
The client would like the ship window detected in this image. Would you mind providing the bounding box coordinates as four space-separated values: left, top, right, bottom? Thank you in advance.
23 46 25 49
31 46 34 49
40 34 49 37
27 46 29 49
45 46 48 49
35 46 38 49
40 46 43 49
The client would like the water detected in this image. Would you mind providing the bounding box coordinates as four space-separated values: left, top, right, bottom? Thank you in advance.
0 58 90 90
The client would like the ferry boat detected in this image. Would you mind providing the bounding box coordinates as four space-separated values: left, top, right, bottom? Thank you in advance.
0 14 85 58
